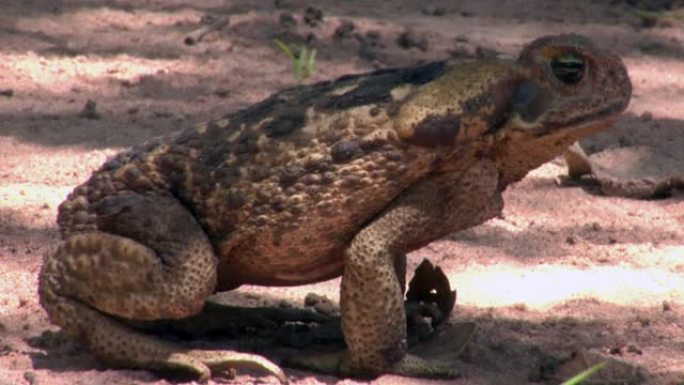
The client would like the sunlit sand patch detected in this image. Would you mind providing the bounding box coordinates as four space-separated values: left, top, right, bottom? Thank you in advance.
452 256 684 310
0 184 71 215
0 52 170 93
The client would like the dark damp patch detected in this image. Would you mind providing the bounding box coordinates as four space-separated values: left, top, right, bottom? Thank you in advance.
317 61 447 110
411 113 461 147
330 140 364 163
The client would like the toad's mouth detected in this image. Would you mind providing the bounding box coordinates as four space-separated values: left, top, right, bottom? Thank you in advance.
514 99 629 137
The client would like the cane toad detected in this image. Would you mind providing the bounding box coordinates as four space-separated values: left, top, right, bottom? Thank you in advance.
39 34 631 383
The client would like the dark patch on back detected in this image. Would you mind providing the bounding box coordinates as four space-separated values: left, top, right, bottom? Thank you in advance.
154 153 186 194
330 140 364 163
460 92 490 115
457 79 518 135
278 165 305 186
263 108 307 138
237 129 260 146
317 61 447 110
210 61 445 144
411 113 461 147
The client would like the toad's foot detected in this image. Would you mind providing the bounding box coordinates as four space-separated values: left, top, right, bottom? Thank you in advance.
283 351 459 379
283 321 475 378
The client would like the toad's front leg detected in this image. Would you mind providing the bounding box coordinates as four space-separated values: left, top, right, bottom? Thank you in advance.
286 160 503 378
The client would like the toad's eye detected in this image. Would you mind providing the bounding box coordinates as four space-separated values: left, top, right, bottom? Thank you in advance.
550 54 586 85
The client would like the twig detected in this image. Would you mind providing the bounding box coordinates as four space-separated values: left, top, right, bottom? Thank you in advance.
184 17 231 45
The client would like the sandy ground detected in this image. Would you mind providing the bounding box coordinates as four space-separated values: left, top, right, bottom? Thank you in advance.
0 1 683 385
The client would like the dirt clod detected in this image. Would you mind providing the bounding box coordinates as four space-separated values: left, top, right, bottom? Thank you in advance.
303 5 324 27
78 99 101 120
396 29 429 52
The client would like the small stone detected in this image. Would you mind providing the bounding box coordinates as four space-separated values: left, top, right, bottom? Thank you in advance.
640 14 658 28
640 111 654 121
662 300 672 311
23 371 36 385
303 293 339 316
78 99 101 120
475 46 499 59
421 5 447 16
396 29 429 52
303 5 323 27
214 89 230 98
565 235 576 245
626 344 643 355
333 20 355 41
279 12 297 29
365 30 381 41
0 89 14 97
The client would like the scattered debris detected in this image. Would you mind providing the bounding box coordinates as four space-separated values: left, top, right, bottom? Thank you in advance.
333 19 356 41
406 258 456 318
303 293 339 316
421 5 448 16
184 16 230 45
278 12 297 29
357 30 384 61
303 5 323 27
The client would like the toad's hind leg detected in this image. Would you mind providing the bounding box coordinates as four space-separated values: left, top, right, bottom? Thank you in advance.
38 193 286 383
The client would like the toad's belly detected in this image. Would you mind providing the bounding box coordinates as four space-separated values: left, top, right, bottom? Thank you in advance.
212 195 379 291
215 248 346 291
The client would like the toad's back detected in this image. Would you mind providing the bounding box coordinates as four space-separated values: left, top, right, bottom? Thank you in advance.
56 61 475 288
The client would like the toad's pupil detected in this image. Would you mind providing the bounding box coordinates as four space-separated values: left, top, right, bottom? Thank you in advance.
551 54 586 85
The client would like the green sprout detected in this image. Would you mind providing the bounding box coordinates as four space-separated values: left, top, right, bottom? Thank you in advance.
273 39 316 81
635 8 684 22
560 362 606 385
